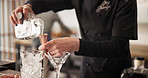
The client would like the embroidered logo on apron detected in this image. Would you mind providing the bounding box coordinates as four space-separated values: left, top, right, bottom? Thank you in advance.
96 0 111 14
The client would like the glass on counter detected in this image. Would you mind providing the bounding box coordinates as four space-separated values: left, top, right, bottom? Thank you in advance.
20 50 43 78
121 56 148 78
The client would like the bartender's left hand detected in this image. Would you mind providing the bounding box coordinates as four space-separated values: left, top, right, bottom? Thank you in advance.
38 37 80 57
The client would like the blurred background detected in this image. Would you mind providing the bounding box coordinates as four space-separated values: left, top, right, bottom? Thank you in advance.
0 0 148 78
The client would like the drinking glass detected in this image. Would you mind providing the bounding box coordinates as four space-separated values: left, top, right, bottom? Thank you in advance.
44 52 70 78
20 50 43 78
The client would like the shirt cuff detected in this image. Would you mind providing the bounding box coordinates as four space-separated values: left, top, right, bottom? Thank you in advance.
74 39 91 56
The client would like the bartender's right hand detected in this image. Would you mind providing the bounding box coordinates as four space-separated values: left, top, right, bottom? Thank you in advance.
10 4 34 26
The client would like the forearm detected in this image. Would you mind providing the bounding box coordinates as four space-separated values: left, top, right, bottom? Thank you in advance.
75 37 130 58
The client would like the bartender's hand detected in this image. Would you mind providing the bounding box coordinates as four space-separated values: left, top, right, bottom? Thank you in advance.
39 37 80 57
10 4 34 26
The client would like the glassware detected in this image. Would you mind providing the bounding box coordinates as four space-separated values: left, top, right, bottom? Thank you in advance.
44 52 70 78
20 50 44 78
121 56 148 78
39 34 70 78
15 12 44 40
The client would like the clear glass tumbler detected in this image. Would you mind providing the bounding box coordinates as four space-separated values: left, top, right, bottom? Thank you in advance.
20 50 43 78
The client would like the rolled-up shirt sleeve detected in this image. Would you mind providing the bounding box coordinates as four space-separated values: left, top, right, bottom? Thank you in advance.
26 0 74 14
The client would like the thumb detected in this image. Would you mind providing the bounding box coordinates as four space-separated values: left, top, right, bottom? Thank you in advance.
38 45 46 51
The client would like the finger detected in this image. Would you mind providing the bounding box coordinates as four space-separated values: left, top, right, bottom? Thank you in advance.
39 41 54 50
38 40 55 51
23 6 35 20
10 16 17 26
53 52 62 58
23 7 29 20
15 6 23 14
39 45 55 54
38 45 46 51
11 11 18 24
22 4 34 20
44 40 55 49
14 74 17 78
18 75 22 78
50 50 59 55
47 45 59 53
14 74 20 78
15 7 23 24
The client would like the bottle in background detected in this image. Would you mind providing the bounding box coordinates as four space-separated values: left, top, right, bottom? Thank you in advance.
121 56 148 78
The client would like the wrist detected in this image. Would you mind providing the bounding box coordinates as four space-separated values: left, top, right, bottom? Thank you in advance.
74 38 80 52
